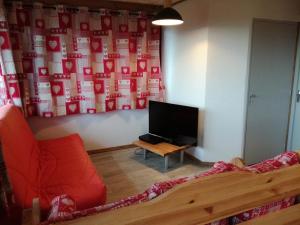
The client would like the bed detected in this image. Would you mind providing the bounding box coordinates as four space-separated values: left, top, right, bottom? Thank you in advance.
22 150 300 225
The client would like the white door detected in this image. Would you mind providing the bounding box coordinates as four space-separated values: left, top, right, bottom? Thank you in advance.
244 20 298 164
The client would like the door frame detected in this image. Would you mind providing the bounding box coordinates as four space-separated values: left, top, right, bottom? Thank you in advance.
287 25 300 149
242 18 300 160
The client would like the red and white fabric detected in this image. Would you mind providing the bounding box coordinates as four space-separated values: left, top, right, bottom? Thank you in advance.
46 152 299 224
243 151 299 173
47 161 237 224
0 2 22 107
47 195 77 222
231 151 299 224
231 198 295 224
0 1 164 117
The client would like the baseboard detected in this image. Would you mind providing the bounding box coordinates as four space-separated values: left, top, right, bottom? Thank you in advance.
87 144 137 155
184 151 214 167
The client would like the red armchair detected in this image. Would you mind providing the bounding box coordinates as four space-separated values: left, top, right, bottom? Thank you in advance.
0 104 106 214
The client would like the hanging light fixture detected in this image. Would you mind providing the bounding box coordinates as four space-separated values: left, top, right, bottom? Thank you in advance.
152 0 184 26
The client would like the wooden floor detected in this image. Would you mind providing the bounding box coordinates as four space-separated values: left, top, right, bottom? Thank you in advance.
90 147 210 203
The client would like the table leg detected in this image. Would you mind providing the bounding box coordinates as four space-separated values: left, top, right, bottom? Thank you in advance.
164 155 169 171
180 150 184 164
143 149 147 160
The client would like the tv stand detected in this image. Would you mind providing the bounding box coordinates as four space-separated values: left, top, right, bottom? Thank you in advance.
133 140 190 170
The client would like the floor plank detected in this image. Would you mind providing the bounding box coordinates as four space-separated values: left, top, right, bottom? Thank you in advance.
90 148 210 203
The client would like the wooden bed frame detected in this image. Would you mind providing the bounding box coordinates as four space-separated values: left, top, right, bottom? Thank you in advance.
22 151 300 225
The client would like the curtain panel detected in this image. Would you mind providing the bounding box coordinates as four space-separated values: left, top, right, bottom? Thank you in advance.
0 1 164 117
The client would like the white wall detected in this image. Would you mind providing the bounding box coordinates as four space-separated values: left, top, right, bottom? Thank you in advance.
27 110 148 150
162 0 209 159
163 0 209 107
164 0 300 162
204 0 254 161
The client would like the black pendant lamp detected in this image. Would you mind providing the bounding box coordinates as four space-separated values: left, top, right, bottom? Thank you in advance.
152 0 184 26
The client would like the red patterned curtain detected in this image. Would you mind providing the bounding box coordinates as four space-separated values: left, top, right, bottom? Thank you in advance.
0 3 22 107
0 1 164 117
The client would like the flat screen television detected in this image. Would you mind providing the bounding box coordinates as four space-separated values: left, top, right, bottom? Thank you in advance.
148 101 198 146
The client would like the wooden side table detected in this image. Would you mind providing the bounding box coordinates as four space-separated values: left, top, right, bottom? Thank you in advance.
133 140 190 170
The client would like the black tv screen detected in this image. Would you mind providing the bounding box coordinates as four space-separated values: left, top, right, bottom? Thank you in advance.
149 101 198 145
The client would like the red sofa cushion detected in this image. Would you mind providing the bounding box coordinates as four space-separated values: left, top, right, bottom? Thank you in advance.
0 104 106 212
38 134 106 211
0 104 40 209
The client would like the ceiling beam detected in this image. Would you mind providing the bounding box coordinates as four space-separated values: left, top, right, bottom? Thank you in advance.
4 0 163 13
